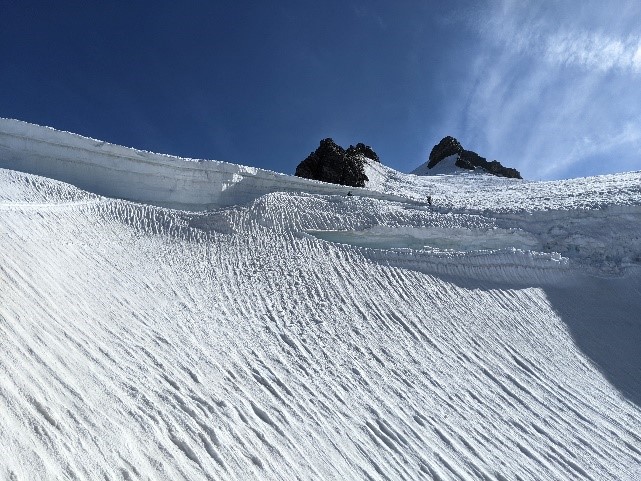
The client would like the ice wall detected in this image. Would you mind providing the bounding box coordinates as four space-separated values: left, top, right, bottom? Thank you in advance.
0 118 410 210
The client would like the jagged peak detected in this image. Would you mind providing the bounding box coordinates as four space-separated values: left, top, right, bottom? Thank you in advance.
423 136 522 179
294 139 380 188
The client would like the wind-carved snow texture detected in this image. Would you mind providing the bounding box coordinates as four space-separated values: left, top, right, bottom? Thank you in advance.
1 120 641 480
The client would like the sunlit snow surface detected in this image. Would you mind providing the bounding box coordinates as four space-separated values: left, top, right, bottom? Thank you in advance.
1 119 641 480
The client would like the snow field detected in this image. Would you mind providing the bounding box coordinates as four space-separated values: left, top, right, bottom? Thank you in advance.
366 159 641 212
1 168 640 480
1 119 641 480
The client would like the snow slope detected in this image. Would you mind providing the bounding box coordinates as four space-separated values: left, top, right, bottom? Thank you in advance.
1 121 641 480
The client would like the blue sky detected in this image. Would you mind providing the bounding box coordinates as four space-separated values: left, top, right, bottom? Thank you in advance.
1 1 640 180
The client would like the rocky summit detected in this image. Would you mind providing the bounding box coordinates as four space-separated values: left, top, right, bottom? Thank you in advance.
295 139 379 188
428 136 522 179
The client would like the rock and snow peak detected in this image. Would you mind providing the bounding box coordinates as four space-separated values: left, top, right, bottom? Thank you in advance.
413 135 523 179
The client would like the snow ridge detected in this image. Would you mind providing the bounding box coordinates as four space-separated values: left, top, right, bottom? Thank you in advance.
0 118 416 210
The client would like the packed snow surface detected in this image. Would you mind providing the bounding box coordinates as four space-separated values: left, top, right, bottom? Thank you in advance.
1 119 641 480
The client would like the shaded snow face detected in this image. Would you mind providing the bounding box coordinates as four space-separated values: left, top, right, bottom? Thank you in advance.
308 225 540 252
0 119 412 210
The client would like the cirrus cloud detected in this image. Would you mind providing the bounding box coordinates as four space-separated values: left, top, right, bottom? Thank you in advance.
444 0 641 179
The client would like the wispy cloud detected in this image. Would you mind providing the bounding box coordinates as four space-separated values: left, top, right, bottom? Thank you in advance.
445 0 641 179
474 0 641 72
484 15 641 74
544 31 641 73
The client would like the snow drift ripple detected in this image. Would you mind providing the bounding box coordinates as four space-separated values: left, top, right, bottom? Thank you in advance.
1 168 641 480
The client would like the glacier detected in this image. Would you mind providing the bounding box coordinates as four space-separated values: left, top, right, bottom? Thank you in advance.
1 118 640 480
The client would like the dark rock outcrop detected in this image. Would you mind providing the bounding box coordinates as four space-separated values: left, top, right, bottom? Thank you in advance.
428 136 522 179
295 139 379 188
346 143 380 163
428 136 463 169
